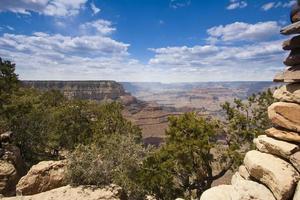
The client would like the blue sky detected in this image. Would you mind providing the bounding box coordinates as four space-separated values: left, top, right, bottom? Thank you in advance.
0 0 295 82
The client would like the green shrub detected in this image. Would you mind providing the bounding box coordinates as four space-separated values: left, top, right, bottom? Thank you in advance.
67 134 148 200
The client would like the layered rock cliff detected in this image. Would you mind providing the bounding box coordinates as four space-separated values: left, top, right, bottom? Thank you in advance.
22 81 129 102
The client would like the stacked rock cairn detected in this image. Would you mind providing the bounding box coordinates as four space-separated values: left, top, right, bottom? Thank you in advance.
200 3 300 200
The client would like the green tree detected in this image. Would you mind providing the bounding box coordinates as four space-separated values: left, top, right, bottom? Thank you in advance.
221 89 276 164
0 58 19 132
139 113 232 199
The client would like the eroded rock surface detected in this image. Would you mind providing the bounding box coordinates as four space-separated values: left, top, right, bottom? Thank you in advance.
3 185 122 200
266 127 300 142
254 135 299 158
273 83 300 104
16 160 67 195
244 150 299 200
268 102 300 132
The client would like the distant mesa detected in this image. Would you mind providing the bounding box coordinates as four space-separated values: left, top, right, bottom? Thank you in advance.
21 80 136 105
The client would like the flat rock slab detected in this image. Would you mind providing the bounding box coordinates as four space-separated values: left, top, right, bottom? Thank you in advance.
266 127 300 143
268 102 300 133
284 49 300 66
283 35 300 50
281 21 300 35
273 66 300 83
273 83 300 104
254 135 299 158
3 185 122 200
244 150 299 200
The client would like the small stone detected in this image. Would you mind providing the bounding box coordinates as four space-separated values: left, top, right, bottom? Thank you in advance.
273 83 300 104
281 21 300 35
283 35 300 50
284 49 300 66
268 102 300 133
244 150 299 200
254 135 299 158
266 127 300 143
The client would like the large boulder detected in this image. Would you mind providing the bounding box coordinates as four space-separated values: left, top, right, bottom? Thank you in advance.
0 161 18 196
232 174 275 200
3 185 122 200
0 144 25 197
244 150 299 200
16 160 67 195
200 185 234 200
266 127 300 142
200 176 275 200
273 83 300 104
254 135 299 159
268 102 300 133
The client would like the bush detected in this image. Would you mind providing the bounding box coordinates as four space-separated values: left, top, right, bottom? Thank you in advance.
67 134 148 200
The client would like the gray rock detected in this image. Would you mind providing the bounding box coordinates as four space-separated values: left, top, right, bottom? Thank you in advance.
283 35 300 51
284 49 300 66
281 21 300 35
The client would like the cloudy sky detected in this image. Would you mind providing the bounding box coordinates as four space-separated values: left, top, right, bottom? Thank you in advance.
0 0 295 82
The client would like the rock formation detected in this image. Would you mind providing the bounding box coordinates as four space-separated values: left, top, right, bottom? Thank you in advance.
22 80 134 104
16 160 67 195
201 4 300 200
0 132 25 197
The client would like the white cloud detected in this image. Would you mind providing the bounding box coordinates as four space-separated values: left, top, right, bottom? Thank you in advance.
147 39 284 82
0 32 147 81
207 21 281 43
226 0 248 10
261 1 295 11
0 0 87 16
90 2 100 15
169 0 191 9
79 20 116 36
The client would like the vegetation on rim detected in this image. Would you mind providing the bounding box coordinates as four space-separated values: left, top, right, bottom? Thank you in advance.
0 58 275 199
